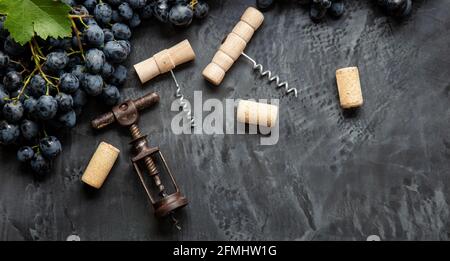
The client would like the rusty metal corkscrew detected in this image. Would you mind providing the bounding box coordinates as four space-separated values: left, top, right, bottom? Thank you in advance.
91 92 188 229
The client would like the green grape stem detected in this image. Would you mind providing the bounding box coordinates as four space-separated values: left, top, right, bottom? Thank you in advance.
68 14 90 19
15 67 38 100
67 50 82 56
69 17 86 61
10 59 30 74
29 38 59 92
33 39 45 58
190 0 198 10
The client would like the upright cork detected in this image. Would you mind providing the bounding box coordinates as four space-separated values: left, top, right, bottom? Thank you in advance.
202 7 264 86
336 67 364 109
81 142 120 189
237 100 278 128
134 39 196 84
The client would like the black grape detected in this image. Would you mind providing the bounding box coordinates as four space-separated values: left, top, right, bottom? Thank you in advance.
30 153 51 174
104 41 129 63
59 73 80 94
112 23 132 40
112 9 125 23
81 74 103 96
58 110 77 128
39 136 62 159
55 93 74 112
29 74 47 98
84 24 105 47
17 146 35 162
100 84 121 106
36 95 58 120
94 3 113 24
20 119 39 141
118 2 134 20
101 62 115 78
70 65 86 82
23 98 38 117
154 0 171 23
0 121 20 145
3 101 24 122
329 0 345 18
85 48 106 73
169 4 193 27
3 71 22 92
46 52 69 71
129 13 142 28
83 0 98 13
103 28 115 42
109 64 127 86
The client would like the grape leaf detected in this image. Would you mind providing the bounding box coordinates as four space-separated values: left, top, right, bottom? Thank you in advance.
0 0 72 45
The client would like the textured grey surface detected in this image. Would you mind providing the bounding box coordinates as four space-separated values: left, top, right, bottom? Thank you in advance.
1 0 450 241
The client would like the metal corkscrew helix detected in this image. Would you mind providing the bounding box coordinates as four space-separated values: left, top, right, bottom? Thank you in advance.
241 52 298 97
91 92 188 229
170 70 195 127
133 39 196 128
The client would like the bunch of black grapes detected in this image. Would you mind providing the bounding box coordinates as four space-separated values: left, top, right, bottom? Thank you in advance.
0 0 209 175
256 0 412 22
152 0 209 26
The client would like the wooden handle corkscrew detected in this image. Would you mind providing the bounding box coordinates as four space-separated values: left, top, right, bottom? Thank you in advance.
202 7 264 86
134 39 196 84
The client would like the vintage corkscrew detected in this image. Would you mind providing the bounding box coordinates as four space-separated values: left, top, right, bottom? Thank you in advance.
134 40 196 127
202 7 298 97
91 92 188 229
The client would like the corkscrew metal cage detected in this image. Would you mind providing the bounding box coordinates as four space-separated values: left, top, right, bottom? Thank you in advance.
91 92 188 230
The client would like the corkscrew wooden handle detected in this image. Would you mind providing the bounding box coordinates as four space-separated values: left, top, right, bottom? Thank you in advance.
202 7 264 86
134 40 196 84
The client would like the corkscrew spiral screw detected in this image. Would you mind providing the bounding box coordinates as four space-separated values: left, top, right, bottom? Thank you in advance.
241 52 298 97
170 70 195 127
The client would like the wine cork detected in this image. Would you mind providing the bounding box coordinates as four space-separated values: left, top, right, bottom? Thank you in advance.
237 100 278 128
134 39 196 84
81 142 120 189
336 67 363 109
203 7 264 86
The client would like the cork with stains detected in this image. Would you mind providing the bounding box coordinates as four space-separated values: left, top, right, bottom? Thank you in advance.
81 142 120 189
336 67 364 109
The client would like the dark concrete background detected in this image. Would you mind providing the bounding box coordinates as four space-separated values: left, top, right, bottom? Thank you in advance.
1 0 450 240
